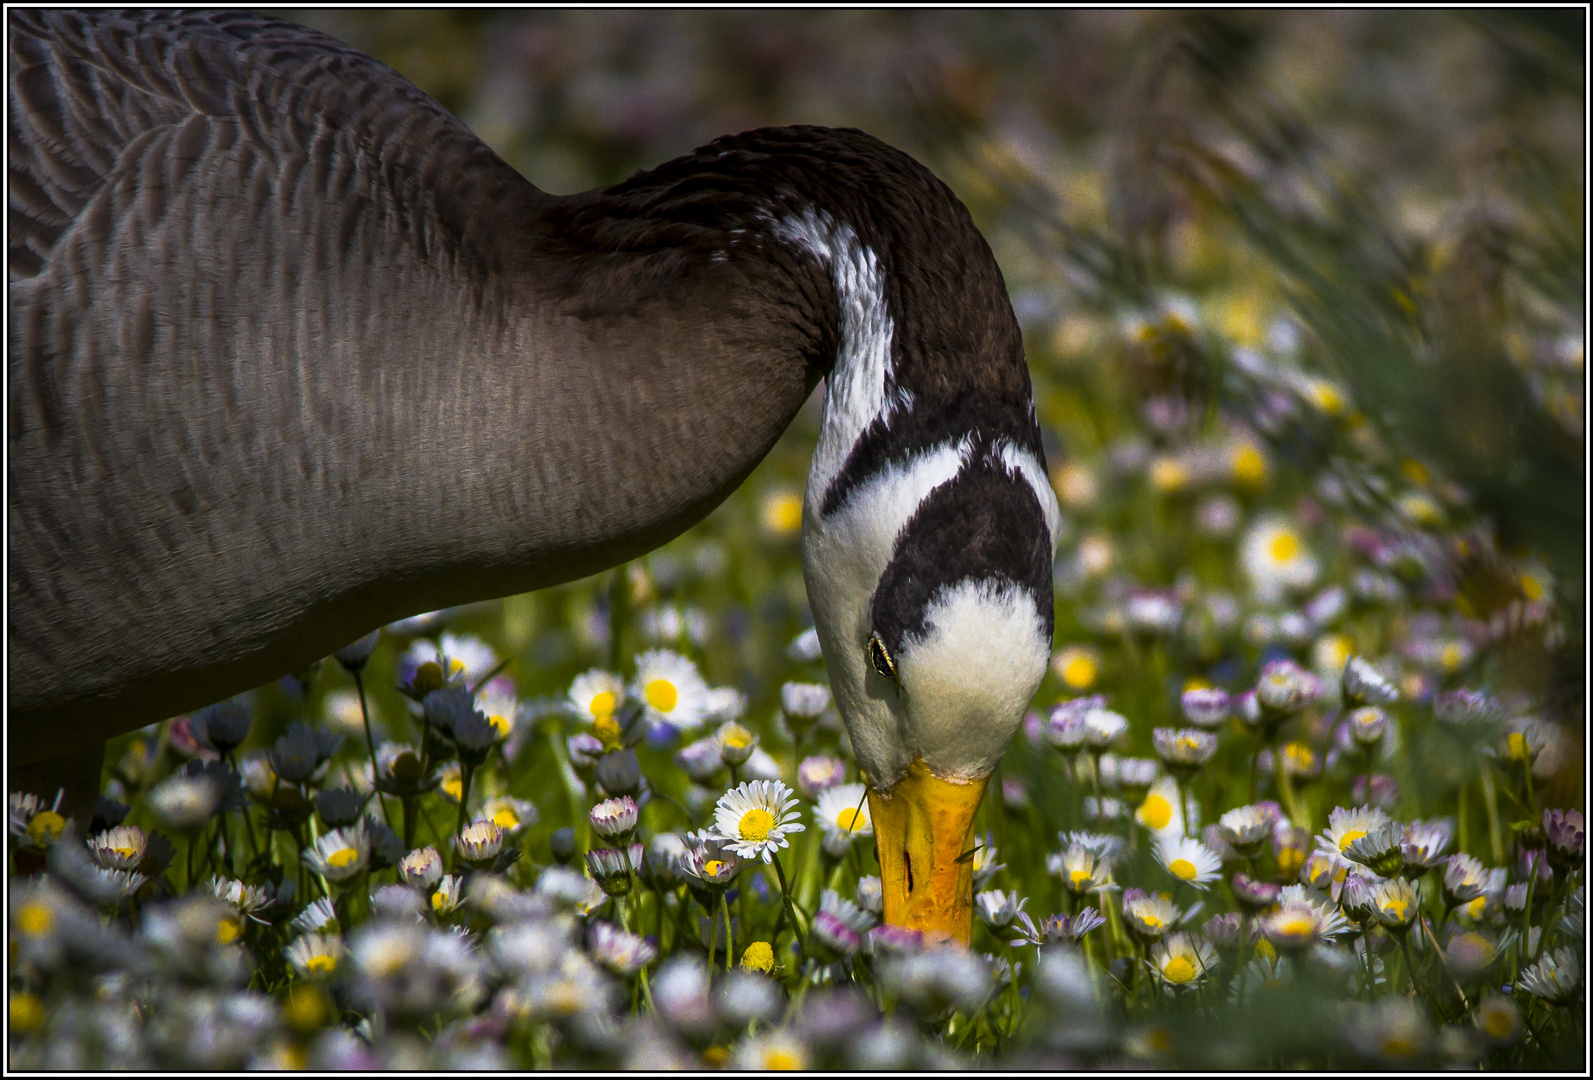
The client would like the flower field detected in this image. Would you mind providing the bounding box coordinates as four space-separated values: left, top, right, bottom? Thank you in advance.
7 10 1583 1071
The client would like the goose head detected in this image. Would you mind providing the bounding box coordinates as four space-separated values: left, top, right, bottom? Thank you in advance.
756 132 1062 943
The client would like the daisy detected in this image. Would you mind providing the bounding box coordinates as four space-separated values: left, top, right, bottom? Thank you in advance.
292 897 339 935
1317 805 1392 860
631 650 712 731
1123 890 1181 941
1154 834 1223 889
813 783 872 844
714 721 758 767
589 796 639 842
1083 707 1128 749
589 922 657 977
438 632 498 686
302 823 369 883
1180 686 1230 728
481 795 538 836
569 669 626 726
430 875 465 916
1217 804 1276 856
399 847 444 891
974 889 1027 930
1136 777 1186 836
711 781 805 863
1153 727 1218 778
454 820 507 869
796 755 847 798
969 834 1007 887
1008 908 1105 948
1048 843 1109 895
680 831 745 893
1148 932 1217 989
1516 947 1581 1005
1370 877 1419 934
476 682 519 743
286 932 345 979
1241 516 1319 602
780 681 831 719
208 876 274 923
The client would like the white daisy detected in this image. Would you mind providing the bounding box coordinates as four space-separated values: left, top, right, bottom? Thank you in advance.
1154 834 1223 889
813 783 872 843
303 823 370 883
569 669 627 726
286 932 346 979
1316 805 1393 859
1135 777 1186 837
477 683 519 743
1241 516 1320 602
632 650 712 731
481 795 538 836
439 632 498 685
710 780 805 863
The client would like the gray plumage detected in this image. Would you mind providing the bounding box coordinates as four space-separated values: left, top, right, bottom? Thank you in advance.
9 10 832 763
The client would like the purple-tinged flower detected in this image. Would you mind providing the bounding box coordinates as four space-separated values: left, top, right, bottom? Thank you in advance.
589 796 638 842
796 756 847 799
1232 872 1282 910
1544 808 1584 872
1352 773 1400 809
864 924 924 958
1008 908 1104 948
1180 687 1230 728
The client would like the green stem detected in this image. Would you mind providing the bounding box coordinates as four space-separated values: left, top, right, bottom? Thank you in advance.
450 762 476 873
723 892 735 974
1480 765 1505 863
353 670 395 829
1274 743 1303 827
771 855 808 959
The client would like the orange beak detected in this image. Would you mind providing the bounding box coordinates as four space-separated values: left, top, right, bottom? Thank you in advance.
867 758 989 946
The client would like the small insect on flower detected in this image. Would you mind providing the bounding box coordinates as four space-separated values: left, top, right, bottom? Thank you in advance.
303 823 370 883
589 796 639 842
710 780 805 863
286 932 345 980
1517 947 1582 1005
1123 891 1181 941
632 649 712 731
1148 932 1217 989
813 782 872 846
1154 835 1223 889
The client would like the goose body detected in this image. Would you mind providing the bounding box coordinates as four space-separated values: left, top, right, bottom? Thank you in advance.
8 10 1056 940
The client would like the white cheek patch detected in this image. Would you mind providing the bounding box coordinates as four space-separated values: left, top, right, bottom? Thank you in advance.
896 579 1050 781
994 440 1062 555
802 440 970 786
775 208 897 500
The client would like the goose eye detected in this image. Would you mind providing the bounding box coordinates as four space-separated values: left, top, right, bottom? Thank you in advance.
867 633 899 687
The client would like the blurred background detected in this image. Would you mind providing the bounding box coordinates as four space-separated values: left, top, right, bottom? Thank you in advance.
239 8 1581 794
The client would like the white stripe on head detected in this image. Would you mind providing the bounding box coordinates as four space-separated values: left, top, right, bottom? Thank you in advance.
994 440 1063 554
802 439 971 784
775 208 901 500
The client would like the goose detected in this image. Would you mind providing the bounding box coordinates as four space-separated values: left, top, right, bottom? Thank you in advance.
8 9 1060 943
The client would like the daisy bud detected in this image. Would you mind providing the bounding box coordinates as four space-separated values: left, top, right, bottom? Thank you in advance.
1342 655 1399 708
398 846 444 891
590 796 639 843
1348 707 1389 748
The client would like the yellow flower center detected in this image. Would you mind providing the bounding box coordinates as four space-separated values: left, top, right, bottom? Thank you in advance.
589 690 618 721
17 902 53 937
112 845 138 861
443 776 463 802
1139 794 1173 831
1465 896 1487 919
1338 829 1368 852
1381 897 1409 920
1069 869 1091 887
488 714 511 738
723 733 751 750
1308 380 1344 415
762 492 804 536
448 658 466 676
1150 458 1189 492
1140 913 1163 929
431 891 450 913
1520 573 1545 602
1277 913 1315 937
594 715 622 746
216 916 243 945
1380 1035 1416 1058
740 940 775 972
1439 643 1464 670
327 848 359 870
26 811 66 848
1169 858 1198 881
1285 743 1315 770
703 859 725 878
1276 848 1304 877
764 1049 802 1070
835 807 866 834
306 954 338 976
1506 732 1529 760
9 992 45 1034
1268 531 1301 563
1061 654 1097 689
1401 458 1430 487
1483 1008 1514 1040
284 986 333 1033
1162 956 1197 983
645 679 678 713
702 1046 730 1068
1177 735 1202 753
1255 938 1277 960
738 808 777 843
493 808 520 829
1232 445 1267 488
